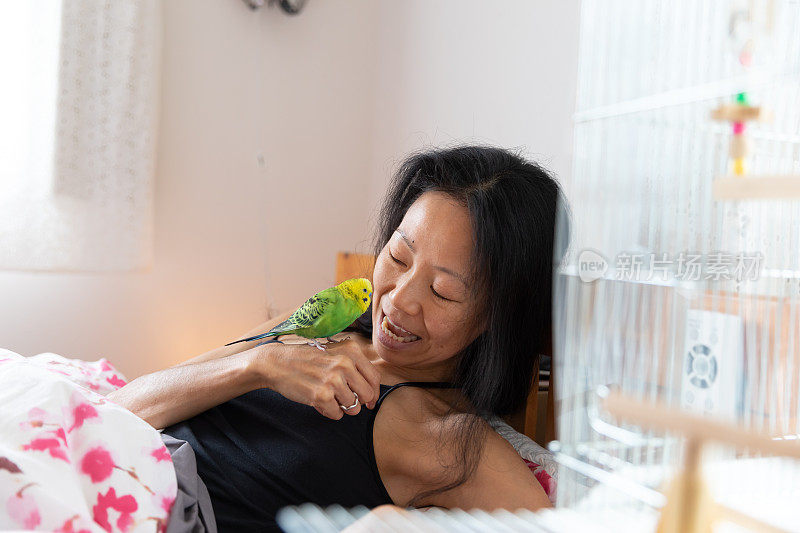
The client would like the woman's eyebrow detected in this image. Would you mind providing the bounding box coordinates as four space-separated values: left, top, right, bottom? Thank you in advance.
434 265 469 287
395 229 468 287
396 228 415 252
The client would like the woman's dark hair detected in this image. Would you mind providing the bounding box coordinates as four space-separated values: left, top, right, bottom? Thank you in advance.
357 144 569 506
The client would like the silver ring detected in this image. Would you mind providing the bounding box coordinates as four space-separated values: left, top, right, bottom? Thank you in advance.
339 391 359 411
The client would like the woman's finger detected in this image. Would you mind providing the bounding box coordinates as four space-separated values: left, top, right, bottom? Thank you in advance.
312 386 344 420
329 342 381 408
334 358 377 407
327 352 377 408
352 358 381 409
341 371 376 412
332 374 361 416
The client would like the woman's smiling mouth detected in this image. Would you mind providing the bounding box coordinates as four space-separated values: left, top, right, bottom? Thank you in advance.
378 311 421 347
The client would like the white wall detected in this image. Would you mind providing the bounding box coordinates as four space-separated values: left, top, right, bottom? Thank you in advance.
152 0 380 377
366 0 580 214
0 0 579 379
0 0 379 378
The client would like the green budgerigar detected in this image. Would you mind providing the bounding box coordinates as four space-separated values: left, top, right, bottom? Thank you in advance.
225 278 373 351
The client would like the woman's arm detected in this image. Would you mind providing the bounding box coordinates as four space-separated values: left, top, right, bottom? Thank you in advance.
106 349 264 430
107 337 382 430
105 309 295 429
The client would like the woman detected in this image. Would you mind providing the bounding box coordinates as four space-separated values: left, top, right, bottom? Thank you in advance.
108 145 566 531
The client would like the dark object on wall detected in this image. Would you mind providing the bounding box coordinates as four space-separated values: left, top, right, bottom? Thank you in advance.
242 0 307 15
277 0 307 14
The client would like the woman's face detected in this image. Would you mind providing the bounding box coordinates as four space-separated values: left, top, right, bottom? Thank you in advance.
371 191 485 379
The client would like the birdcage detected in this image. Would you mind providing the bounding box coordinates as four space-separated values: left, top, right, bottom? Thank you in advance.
550 1 800 531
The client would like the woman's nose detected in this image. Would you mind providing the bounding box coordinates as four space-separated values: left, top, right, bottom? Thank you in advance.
389 274 422 317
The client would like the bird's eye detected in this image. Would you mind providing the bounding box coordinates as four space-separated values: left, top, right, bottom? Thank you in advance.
363 288 367 292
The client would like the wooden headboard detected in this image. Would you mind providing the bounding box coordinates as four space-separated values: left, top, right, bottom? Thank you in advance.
335 251 554 444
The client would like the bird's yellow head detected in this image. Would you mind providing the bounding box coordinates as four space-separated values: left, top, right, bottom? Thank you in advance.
338 277 373 313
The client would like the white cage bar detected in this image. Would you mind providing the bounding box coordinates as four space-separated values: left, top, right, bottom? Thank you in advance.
552 0 800 530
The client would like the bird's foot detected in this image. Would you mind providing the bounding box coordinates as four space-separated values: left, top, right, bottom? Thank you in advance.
308 339 327 351
325 336 351 344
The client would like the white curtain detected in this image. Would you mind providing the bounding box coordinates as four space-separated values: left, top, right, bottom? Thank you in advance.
0 0 161 272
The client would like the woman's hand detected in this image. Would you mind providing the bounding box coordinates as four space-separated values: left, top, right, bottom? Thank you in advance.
107 331 381 430
255 337 382 420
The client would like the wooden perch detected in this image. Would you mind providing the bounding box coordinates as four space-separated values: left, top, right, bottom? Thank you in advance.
712 175 800 200
602 390 800 458
710 104 772 122
602 390 800 533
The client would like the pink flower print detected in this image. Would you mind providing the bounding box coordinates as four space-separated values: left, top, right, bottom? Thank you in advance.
117 510 134 531
23 437 69 462
151 446 171 463
27 406 49 420
92 487 138 532
534 469 555 496
523 458 556 500
106 374 127 388
6 483 41 529
159 494 175 513
69 402 98 432
21 407 50 430
55 427 68 445
81 446 115 483
100 359 114 372
147 493 175 533
20 419 43 430
57 514 92 533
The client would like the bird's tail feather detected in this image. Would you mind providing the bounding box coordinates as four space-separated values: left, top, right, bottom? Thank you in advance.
224 331 278 346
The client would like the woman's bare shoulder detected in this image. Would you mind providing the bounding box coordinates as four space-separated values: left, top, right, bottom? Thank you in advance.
374 383 475 432
373 388 550 511
371 385 487 503
431 426 551 510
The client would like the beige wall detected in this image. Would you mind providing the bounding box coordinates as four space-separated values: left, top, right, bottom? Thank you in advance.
0 0 579 379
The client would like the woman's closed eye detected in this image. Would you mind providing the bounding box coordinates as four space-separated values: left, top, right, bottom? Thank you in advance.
389 251 406 267
430 286 455 302
389 249 461 302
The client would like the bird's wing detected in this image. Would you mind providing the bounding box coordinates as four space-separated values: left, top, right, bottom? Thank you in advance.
266 287 341 336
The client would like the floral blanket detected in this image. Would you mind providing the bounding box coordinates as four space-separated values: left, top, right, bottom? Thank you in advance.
0 349 177 532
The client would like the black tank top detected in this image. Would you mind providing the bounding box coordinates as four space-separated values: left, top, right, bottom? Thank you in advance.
163 380 457 532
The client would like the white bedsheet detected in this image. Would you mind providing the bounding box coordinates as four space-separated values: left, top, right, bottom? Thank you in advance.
0 349 177 532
